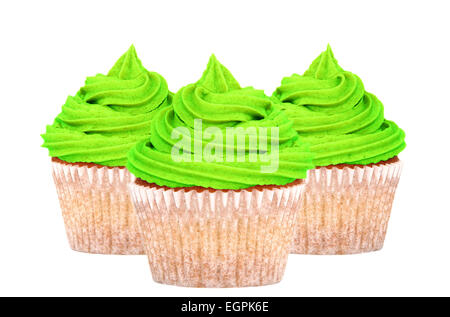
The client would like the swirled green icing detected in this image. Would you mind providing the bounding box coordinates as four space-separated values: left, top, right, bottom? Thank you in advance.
127 55 314 189
273 45 406 166
41 45 171 166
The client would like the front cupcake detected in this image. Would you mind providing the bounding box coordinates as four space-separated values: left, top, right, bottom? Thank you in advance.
41 45 171 254
273 45 406 254
127 55 314 287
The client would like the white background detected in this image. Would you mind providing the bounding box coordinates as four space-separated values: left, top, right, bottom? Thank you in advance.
0 0 449 297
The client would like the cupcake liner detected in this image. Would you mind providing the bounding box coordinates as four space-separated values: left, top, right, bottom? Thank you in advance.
129 181 305 287
51 160 144 254
292 160 403 255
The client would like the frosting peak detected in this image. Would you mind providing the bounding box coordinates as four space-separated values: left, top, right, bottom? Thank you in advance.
107 44 144 79
196 54 241 93
304 44 344 79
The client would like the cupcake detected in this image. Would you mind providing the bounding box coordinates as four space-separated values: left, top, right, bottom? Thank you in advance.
273 45 406 255
127 55 314 287
41 45 171 254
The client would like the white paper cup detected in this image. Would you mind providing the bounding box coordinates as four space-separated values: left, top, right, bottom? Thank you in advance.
51 159 144 254
129 180 305 287
292 159 403 255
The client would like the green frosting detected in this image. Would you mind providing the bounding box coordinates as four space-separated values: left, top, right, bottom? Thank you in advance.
127 55 314 189
41 45 171 166
273 45 406 166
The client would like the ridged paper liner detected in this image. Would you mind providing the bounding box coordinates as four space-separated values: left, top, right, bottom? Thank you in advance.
51 160 144 254
129 181 305 288
292 160 403 255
